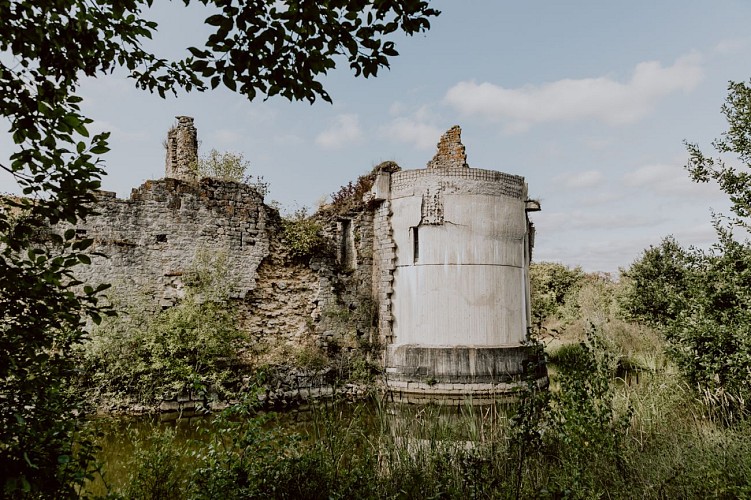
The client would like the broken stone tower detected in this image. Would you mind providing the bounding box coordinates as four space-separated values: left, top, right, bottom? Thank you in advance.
373 126 547 403
165 116 198 182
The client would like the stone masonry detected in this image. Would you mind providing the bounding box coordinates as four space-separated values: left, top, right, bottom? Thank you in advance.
71 178 270 308
426 125 468 169
62 118 544 405
165 116 198 182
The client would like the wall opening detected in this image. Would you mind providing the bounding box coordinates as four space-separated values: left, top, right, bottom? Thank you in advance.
337 219 355 270
412 226 419 263
156 234 167 243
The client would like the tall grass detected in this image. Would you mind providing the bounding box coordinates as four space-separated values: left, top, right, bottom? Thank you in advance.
92 266 751 498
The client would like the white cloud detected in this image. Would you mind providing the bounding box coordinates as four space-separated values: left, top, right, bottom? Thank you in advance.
210 129 242 145
89 120 147 141
622 162 724 199
380 117 443 150
714 38 749 55
581 136 613 151
315 114 362 149
554 169 604 189
444 53 703 132
535 210 664 232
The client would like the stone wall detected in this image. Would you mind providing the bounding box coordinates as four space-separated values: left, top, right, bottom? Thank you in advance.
70 177 270 308
67 171 381 371
426 125 468 169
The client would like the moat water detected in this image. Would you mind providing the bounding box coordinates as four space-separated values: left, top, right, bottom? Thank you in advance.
86 397 516 496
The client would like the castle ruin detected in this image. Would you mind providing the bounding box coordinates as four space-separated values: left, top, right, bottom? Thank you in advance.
70 118 546 404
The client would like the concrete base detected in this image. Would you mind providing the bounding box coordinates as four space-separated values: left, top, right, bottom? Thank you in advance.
384 344 548 405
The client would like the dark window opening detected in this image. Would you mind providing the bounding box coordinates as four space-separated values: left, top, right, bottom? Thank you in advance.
156 234 167 243
338 219 355 270
412 226 419 263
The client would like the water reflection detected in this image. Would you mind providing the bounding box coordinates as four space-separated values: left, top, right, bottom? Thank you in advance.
88 397 518 496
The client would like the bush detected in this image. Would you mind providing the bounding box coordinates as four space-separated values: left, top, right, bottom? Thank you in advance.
80 251 242 405
622 228 751 408
281 208 326 261
529 262 586 324
195 149 269 197
619 236 694 327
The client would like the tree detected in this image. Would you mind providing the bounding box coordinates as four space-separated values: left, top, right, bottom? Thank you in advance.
619 236 694 327
529 262 585 324
0 1 439 495
630 79 751 407
686 79 751 228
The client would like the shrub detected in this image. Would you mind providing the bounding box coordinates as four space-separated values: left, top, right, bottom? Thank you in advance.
281 208 326 261
80 251 242 405
529 262 586 324
194 149 269 197
619 236 694 327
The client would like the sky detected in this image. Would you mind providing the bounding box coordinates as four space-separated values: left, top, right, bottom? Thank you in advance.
2 0 751 273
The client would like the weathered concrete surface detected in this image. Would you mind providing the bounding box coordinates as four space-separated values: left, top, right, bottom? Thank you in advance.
377 126 547 400
386 345 546 384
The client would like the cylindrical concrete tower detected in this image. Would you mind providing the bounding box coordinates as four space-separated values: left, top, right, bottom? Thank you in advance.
379 127 546 403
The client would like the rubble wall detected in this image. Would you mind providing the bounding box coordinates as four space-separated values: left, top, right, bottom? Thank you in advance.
71 177 270 308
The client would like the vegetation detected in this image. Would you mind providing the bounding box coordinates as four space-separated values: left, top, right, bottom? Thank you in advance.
686 79 751 228
622 79 751 407
281 208 327 261
195 149 269 197
89 241 751 498
1 1 437 494
80 251 243 407
91 324 751 499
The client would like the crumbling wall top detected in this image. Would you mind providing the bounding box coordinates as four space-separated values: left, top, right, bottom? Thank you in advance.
426 125 468 169
165 116 198 183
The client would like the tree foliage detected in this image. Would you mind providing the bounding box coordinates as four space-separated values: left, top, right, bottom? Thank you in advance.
686 79 751 227
0 0 438 494
619 236 694 327
624 80 751 406
624 229 751 403
196 149 251 183
529 262 586 324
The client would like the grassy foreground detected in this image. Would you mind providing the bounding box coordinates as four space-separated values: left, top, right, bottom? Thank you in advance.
87 271 751 499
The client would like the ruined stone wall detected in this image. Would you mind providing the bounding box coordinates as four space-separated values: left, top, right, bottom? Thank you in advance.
373 198 396 344
66 171 382 368
165 116 198 182
426 125 468 169
71 178 270 307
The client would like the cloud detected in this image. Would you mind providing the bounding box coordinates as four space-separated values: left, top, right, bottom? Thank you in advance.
622 162 724 199
443 53 703 132
315 114 362 149
89 120 147 141
534 210 664 232
714 38 749 55
380 116 443 150
210 129 242 145
554 169 604 189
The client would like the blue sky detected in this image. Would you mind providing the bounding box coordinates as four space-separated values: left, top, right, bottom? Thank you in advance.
3 0 751 272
